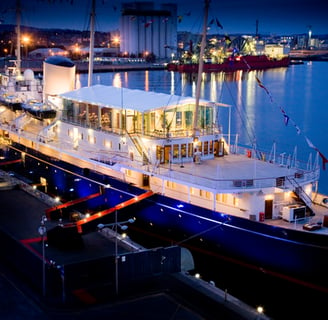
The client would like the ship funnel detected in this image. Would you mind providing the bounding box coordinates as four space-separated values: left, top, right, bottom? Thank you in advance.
43 56 75 101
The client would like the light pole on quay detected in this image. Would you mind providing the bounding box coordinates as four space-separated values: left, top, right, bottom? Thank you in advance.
38 215 47 297
97 212 134 295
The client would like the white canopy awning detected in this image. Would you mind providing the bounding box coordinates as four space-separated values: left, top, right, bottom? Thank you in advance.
59 84 229 112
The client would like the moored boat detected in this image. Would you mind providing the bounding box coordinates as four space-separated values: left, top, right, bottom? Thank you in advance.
0 1 43 105
22 99 57 120
167 54 291 73
0 93 22 111
0 0 328 295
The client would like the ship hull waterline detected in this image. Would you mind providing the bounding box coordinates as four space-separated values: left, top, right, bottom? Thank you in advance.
3 142 328 294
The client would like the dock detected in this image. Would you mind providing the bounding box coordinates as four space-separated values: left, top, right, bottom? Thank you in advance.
0 59 166 74
0 173 270 319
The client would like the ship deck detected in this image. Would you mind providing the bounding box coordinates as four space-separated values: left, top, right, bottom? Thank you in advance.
1 113 328 235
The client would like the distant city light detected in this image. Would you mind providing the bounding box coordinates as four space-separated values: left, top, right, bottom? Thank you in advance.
257 306 264 314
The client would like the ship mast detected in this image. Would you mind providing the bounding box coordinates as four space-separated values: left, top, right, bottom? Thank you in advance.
193 0 210 136
88 0 96 87
15 0 22 76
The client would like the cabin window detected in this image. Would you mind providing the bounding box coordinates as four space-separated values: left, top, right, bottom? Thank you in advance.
185 111 193 128
188 143 193 157
116 113 120 130
150 112 155 131
181 144 186 157
204 141 208 155
63 100 74 121
216 193 228 203
173 144 179 158
156 145 162 161
205 107 212 127
87 135 95 143
165 181 175 189
176 111 182 127
103 139 112 148
206 191 211 199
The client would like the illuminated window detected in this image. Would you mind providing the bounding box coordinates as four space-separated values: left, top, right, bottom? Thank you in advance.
103 139 112 148
176 111 182 127
216 193 227 203
206 191 211 199
88 135 96 144
173 144 179 158
204 141 208 155
165 181 176 189
188 143 193 157
181 144 186 157
150 112 155 130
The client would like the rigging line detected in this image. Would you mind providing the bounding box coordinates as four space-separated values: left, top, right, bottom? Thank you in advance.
175 223 222 246
222 76 256 146
254 74 328 169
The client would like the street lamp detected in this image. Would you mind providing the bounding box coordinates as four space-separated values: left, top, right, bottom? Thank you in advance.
112 37 120 57
22 35 30 59
97 213 134 295
38 215 47 297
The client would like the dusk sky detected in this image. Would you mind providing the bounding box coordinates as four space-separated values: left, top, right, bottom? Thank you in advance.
0 0 327 35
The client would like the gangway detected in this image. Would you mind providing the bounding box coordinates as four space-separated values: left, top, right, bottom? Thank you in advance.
45 192 102 219
75 190 153 233
0 159 22 166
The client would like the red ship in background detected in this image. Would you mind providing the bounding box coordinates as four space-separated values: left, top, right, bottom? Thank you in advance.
167 53 290 72
166 20 291 73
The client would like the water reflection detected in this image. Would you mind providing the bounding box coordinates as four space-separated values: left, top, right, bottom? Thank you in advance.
83 64 323 149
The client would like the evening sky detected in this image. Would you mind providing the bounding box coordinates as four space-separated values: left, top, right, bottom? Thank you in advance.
0 0 327 36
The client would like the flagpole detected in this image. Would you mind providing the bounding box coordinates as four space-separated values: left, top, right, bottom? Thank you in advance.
193 0 210 137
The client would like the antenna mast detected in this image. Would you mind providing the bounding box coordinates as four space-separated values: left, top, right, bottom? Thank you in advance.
16 0 21 76
193 0 210 136
88 0 96 87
